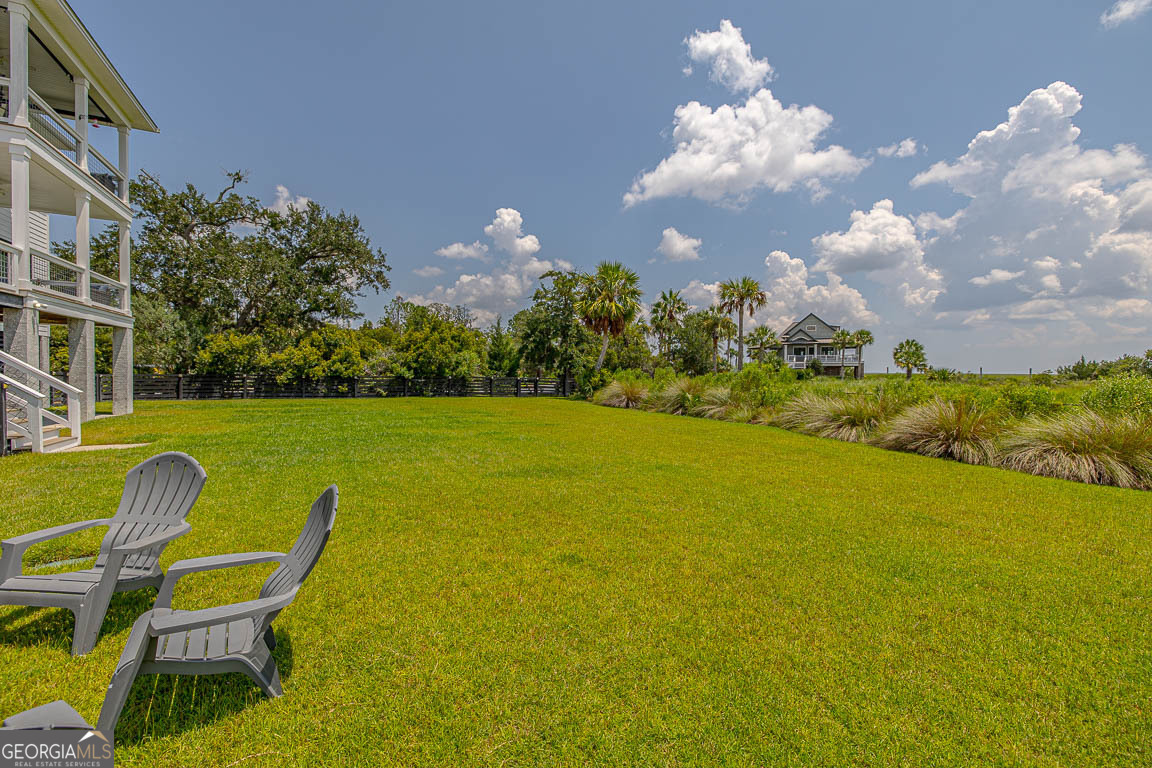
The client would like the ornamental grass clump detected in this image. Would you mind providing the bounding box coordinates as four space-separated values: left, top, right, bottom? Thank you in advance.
999 410 1152 489
774 392 895 443
874 397 1000 465
692 387 745 420
593 379 648 409
650 377 707 415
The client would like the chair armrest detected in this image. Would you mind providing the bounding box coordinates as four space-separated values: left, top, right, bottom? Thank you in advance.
148 589 299 635
0 519 111 580
110 522 191 555
154 551 285 609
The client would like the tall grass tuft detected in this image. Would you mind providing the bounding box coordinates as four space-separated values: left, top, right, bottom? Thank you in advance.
692 387 743 420
999 410 1152 489
594 379 648 409
773 393 896 443
874 397 1000 464
650 377 707 415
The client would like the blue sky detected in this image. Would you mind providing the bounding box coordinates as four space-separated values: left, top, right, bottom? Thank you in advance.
75 1 1152 371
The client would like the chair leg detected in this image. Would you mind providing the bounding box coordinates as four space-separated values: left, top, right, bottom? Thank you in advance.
241 656 283 699
95 614 154 737
263 625 276 651
71 603 103 656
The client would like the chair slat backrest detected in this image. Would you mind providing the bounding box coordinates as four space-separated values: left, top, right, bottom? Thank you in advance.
254 486 337 633
94 453 207 572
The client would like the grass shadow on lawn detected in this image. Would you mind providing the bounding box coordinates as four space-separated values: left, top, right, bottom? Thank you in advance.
113 629 295 746
0 589 158 653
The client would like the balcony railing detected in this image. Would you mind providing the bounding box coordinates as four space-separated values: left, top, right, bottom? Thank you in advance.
0 77 125 197
90 271 127 309
786 354 861 367
31 248 82 297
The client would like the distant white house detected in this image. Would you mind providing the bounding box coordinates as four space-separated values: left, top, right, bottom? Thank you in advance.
777 312 863 379
0 0 157 450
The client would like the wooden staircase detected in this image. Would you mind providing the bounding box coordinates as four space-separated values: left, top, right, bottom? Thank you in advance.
0 349 82 454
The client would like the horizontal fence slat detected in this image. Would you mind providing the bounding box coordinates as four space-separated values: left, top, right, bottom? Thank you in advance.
119 375 575 401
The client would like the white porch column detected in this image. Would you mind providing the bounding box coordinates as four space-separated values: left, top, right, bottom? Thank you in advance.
67 318 95 422
117 126 130 201
74 77 89 170
75 191 91 302
9 142 30 287
7 2 29 127
111 326 133 415
37 323 50 371
118 221 131 312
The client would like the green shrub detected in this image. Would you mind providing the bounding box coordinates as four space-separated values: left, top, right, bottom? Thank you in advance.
927 366 958 382
775 392 897 443
874 398 1001 465
731 363 800 408
692 386 742 420
650 377 707 415
995 384 1059 418
1081 372 1152 417
594 379 649 408
999 410 1152 490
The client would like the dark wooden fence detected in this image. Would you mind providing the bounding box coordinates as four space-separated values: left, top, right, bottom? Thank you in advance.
92 374 574 402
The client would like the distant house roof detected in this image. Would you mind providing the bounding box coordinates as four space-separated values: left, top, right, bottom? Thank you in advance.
780 313 841 343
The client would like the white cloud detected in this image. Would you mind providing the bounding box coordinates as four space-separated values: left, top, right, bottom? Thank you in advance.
811 199 943 310
680 279 721 309
684 20 773 93
434 240 489 260
484 208 542 260
268 184 310 214
624 89 869 207
877 138 919 158
759 250 877 330
969 269 1024 286
656 227 703 262
883 81 1152 349
411 208 568 327
1100 0 1152 27
413 265 444 278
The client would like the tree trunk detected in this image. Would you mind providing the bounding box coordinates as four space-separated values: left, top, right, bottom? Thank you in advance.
712 341 719 373
905 367 912 380
595 334 611 371
736 306 745 371
840 347 846 379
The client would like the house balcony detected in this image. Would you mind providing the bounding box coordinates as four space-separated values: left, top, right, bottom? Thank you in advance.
0 79 129 220
0 240 128 318
786 353 861 369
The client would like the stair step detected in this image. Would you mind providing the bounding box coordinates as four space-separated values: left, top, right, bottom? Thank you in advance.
41 436 80 452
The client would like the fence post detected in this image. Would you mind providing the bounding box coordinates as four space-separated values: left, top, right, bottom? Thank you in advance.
516 378 521 397
0 382 8 457
979 367 983 381
177 374 184 400
489 376 494 396
352 378 359 398
534 377 539 396
403 378 408 397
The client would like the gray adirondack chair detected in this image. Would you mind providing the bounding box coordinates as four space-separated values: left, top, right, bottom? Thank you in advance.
85 484 337 735
0 452 207 655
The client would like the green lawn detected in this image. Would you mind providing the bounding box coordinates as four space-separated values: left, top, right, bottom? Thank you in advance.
1 399 1150 766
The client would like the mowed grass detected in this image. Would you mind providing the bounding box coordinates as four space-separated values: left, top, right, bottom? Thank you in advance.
1 399 1150 767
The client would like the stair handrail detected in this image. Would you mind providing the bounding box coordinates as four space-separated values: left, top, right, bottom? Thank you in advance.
0 350 81 452
0 349 82 395
0 371 47 402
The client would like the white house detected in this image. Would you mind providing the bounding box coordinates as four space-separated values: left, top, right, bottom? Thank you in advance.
0 0 156 451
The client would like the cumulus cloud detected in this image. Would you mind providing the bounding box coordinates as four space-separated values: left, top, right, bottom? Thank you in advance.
877 138 919 158
758 250 877 330
413 265 444 278
811 199 943 310
684 20 774 93
267 185 310 214
434 241 489 260
412 208 569 327
1100 0 1152 27
890 81 1152 348
969 269 1024 286
656 227 703 262
624 89 869 207
680 279 721 309
484 208 542 260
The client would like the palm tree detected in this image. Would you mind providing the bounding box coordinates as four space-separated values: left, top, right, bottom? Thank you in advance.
852 329 874 380
650 289 689 362
832 328 854 380
718 277 768 371
745 326 779 365
720 316 738 362
701 308 726 373
577 261 643 371
892 338 927 380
